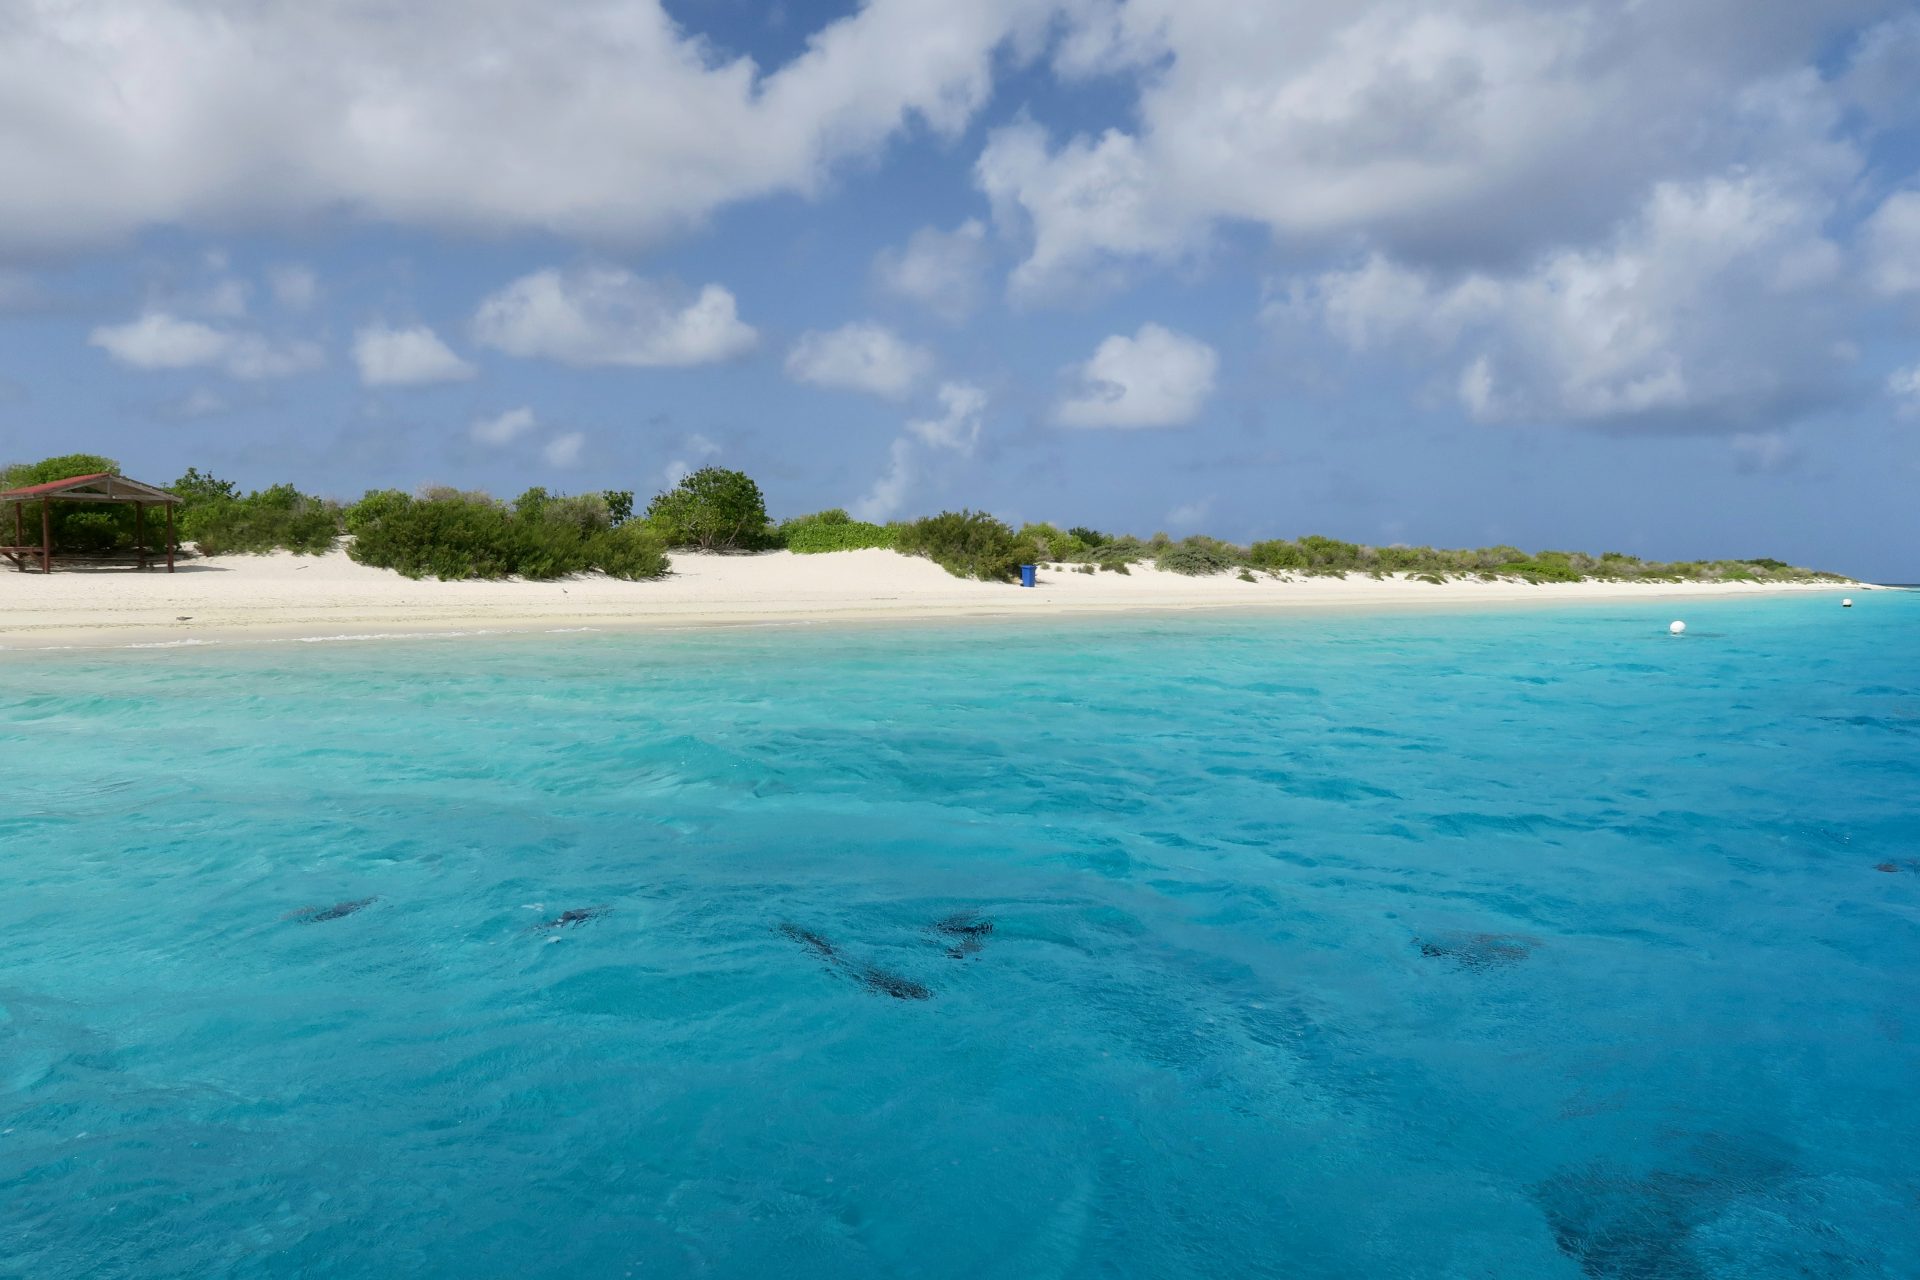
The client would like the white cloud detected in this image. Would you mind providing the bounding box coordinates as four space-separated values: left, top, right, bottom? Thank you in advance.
664 433 723 486
1054 323 1218 428
1864 191 1920 296
852 438 916 523
977 122 1196 303
1730 431 1800 473
1890 363 1920 415
984 0 1878 298
785 322 934 399
1843 13 1920 126
907 382 988 452
543 432 586 468
200 277 251 319
475 267 756 368
1167 497 1213 528
158 387 230 420
269 264 319 310
1295 171 1847 427
0 0 1049 250
472 406 538 447
88 312 323 380
872 219 991 321
853 382 989 521
353 323 476 387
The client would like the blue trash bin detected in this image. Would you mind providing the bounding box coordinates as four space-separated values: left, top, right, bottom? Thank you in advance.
1019 564 1037 588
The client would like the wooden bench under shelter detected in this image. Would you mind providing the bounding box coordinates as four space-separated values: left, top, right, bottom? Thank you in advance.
0 472 182 573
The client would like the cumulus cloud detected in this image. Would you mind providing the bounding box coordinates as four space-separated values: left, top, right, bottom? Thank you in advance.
907 382 988 452
0 0 1051 250
1294 171 1847 428
1891 363 1920 415
199 277 251 319
543 432 586 468
1730 431 1801 474
157 387 231 420
1054 324 1218 428
475 267 757 368
269 265 319 310
977 122 1195 303
872 219 991 321
1166 497 1213 528
89 312 323 380
1842 13 1920 125
664 433 723 486
852 439 917 523
785 322 934 399
982 0 1884 297
353 323 476 387
472 406 538 447
1864 191 1920 296
855 382 990 520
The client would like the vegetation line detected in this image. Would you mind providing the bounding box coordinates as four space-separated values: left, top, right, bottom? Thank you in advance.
2 452 1850 586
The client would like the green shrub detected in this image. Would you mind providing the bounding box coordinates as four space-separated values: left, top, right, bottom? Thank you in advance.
586 522 670 580
1155 537 1238 576
1248 539 1305 570
1087 536 1146 568
896 510 1028 581
1017 522 1090 561
1236 568 1257 582
185 483 341 555
778 509 897 553
644 467 771 551
346 486 667 581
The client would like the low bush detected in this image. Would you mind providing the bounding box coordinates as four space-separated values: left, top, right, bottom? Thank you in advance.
1155 537 1239 576
1017 522 1090 561
184 482 341 555
778 508 897 553
1086 536 1147 568
345 487 666 581
895 510 1029 582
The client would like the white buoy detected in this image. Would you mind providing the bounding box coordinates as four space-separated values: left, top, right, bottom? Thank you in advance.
1842 598 1853 608
1669 620 1687 636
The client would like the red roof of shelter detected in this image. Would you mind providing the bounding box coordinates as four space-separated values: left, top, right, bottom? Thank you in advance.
0 473 181 503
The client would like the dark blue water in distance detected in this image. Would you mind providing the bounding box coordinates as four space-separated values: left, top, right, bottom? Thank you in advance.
3 594 1918 1278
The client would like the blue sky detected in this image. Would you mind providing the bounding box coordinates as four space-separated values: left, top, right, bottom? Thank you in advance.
2 1 1917 579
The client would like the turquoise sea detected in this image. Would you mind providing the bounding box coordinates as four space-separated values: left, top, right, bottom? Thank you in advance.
3 594 1917 1278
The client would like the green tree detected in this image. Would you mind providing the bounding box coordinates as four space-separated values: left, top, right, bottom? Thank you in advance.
644 467 771 551
1 452 130 554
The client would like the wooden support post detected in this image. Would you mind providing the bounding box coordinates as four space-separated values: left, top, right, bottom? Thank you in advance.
136 502 148 570
40 498 51 573
166 503 175 573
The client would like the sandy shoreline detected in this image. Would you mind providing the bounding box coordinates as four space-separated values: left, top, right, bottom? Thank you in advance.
0 547 1874 652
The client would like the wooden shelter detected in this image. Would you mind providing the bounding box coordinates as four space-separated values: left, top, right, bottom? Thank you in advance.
0 473 182 573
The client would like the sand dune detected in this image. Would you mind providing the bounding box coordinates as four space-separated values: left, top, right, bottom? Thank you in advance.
0 547 1865 650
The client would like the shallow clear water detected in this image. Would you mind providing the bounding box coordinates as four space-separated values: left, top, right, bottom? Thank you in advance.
3 596 1918 1278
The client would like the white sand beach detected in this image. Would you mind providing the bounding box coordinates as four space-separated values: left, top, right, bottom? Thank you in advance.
0 547 1869 650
